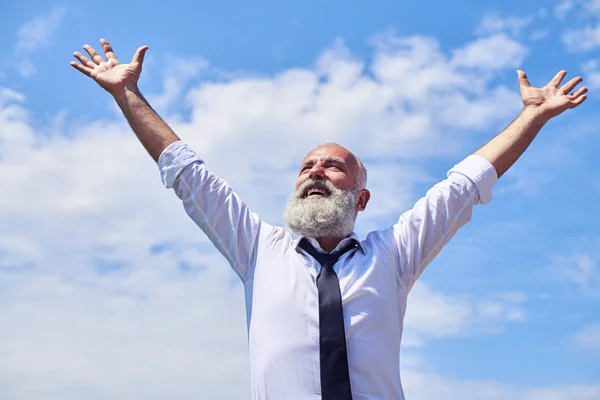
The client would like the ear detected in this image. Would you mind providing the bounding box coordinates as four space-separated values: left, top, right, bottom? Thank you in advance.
356 189 371 212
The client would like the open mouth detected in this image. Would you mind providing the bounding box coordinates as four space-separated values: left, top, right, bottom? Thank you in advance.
303 186 330 198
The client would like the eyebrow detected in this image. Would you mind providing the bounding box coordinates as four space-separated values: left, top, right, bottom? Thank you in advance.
300 158 346 169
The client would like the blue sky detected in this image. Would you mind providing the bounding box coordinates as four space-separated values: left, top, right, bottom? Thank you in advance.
1 0 599 399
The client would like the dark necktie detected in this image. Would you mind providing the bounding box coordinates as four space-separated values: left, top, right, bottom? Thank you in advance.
299 238 358 400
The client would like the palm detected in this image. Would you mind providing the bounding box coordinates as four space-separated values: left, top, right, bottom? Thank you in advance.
70 39 148 96
517 70 587 120
92 61 140 91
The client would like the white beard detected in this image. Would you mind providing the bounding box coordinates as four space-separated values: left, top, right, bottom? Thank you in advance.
284 178 358 238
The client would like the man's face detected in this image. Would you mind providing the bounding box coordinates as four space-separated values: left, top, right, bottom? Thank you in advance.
295 145 359 196
283 145 370 239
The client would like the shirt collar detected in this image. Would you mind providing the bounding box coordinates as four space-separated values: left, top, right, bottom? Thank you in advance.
293 232 364 254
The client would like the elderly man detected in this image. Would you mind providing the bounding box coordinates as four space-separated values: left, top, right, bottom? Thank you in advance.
71 39 587 400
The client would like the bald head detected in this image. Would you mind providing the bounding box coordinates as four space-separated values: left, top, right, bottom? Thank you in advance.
318 142 367 189
297 143 367 191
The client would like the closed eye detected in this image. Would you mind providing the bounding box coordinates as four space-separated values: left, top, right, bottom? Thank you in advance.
325 162 345 171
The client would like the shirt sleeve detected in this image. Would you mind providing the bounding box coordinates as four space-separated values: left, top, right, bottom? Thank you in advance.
392 155 498 289
158 141 266 282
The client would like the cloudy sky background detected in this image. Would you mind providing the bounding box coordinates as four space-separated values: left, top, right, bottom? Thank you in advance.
1 0 599 398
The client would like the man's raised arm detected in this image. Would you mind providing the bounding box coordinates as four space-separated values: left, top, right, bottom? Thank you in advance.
391 70 587 289
71 39 268 282
70 39 178 162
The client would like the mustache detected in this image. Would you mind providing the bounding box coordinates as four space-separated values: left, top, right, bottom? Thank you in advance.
295 178 337 198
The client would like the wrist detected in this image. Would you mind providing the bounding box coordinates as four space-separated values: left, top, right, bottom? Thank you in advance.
111 84 141 103
521 105 551 126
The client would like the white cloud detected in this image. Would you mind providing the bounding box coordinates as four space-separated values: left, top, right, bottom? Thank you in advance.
0 254 251 400
451 33 528 70
181 33 523 179
574 323 600 351
554 0 600 18
0 92 248 398
475 12 533 37
15 6 66 53
582 0 600 14
555 0 577 18
12 6 66 78
403 371 600 400
147 56 209 111
0 87 26 103
15 58 38 79
530 29 551 41
403 283 527 346
551 251 600 298
0 29 572 398
559 0 600 51
562 25 600 52
581 59 600 88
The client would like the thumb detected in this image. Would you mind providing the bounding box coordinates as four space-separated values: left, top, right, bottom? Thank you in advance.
517 69 531 88
131 45 148 65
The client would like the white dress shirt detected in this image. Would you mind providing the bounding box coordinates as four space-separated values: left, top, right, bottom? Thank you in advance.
158 141 498 400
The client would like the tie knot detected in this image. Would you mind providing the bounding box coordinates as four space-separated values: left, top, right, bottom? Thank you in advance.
319 253 338 268
298 238 358 267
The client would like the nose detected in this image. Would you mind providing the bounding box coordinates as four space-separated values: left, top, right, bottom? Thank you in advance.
308 163 325 180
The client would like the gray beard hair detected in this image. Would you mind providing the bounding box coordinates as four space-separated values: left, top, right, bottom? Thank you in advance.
284 178 358 239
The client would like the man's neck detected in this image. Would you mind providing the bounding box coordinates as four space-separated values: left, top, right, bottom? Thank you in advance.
316 237 346 253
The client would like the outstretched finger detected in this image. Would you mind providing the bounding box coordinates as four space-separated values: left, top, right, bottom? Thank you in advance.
83 44 105 65
100 38 117 60
517 70 531 88
569 94 587 108
549 70 567 88
131 45 149 65
560 76 583 94
70 61 93 77
73 52 95 68
569 86 588 99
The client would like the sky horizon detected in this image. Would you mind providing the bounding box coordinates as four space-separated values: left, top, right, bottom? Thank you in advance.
1 0 599 399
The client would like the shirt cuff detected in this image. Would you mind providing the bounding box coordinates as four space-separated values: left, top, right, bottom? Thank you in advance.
447 154 498 205
158 141 204 189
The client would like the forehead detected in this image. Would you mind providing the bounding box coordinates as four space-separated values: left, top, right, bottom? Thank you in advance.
301 145 357 165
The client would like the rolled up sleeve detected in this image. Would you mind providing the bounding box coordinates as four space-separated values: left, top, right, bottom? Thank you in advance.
158 141 204 189
447 154 498 205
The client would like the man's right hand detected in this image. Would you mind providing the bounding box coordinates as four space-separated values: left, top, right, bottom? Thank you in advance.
70 39 148 98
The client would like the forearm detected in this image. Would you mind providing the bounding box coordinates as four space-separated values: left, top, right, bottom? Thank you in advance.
114 85 180 162
474 106 549 178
